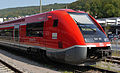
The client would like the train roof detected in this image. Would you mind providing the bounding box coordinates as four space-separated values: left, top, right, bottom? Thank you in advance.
0 9 86 25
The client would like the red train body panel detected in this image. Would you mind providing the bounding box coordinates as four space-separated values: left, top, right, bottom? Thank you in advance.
0 9 111 64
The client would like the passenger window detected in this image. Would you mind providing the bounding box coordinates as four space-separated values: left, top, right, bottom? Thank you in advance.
0 29 13 37
0 29 13 41
53 19 58 27
26 21 44 37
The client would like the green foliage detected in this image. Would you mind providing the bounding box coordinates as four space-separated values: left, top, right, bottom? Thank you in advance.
0 0 120 19
68 0 120 18
0 3 66 18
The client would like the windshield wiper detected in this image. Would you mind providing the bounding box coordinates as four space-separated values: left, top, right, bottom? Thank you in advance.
78 23 96 32
88 26 96 32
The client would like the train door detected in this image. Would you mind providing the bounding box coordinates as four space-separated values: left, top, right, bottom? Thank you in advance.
14 24 19 43
44 15 52 49
45 14 61 49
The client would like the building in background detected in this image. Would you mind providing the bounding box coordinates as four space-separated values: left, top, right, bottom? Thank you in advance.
97 17 120 40
0 18 3 22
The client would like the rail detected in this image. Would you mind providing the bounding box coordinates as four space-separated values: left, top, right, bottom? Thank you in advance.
0 59 23 73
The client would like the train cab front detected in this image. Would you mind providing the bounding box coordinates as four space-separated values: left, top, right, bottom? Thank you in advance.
46 10 112 65
68 12 112 64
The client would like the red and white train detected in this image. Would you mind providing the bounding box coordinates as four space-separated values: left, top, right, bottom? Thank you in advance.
0 9 111 64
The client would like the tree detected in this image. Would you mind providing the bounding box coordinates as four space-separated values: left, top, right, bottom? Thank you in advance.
68 0 120 18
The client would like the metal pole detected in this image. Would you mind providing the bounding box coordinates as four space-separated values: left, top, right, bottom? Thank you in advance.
40 0 42 13
116 18 118 55
105 19 107 34
116 29 118 49
66 5 68 9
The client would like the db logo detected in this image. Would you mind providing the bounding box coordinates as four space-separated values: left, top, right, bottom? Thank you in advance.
99 43 104 46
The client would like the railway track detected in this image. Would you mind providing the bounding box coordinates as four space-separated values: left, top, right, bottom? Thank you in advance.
0 47 118 73
74 66 117 73
44 59 117 73
0 59 22 73
104 56 120 64
52 63 117 73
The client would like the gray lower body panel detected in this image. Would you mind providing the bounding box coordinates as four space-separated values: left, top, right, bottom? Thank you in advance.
46 46 87 64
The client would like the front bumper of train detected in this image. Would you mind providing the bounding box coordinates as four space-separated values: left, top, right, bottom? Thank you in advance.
46 44 112 65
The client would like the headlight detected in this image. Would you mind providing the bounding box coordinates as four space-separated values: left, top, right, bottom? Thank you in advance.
94 38 102 41
94 38 98 40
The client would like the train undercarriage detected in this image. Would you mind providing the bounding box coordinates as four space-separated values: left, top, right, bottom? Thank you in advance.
87 47 112 60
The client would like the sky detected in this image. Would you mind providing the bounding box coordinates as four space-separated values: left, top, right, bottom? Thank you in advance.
0 0 76 9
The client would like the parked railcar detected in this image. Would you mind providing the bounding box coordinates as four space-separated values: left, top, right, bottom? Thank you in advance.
0 9 111 64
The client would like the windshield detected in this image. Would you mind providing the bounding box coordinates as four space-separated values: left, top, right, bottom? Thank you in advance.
68 12 109 43
70 13 94 24
69 12 98 32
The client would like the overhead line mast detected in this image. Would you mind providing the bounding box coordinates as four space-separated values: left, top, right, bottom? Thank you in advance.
40 0 42 13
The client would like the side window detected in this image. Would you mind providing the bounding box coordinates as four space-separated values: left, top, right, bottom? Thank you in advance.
26 21 44 37
0 29 13 37
53 19 58 27
0 29 13 40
